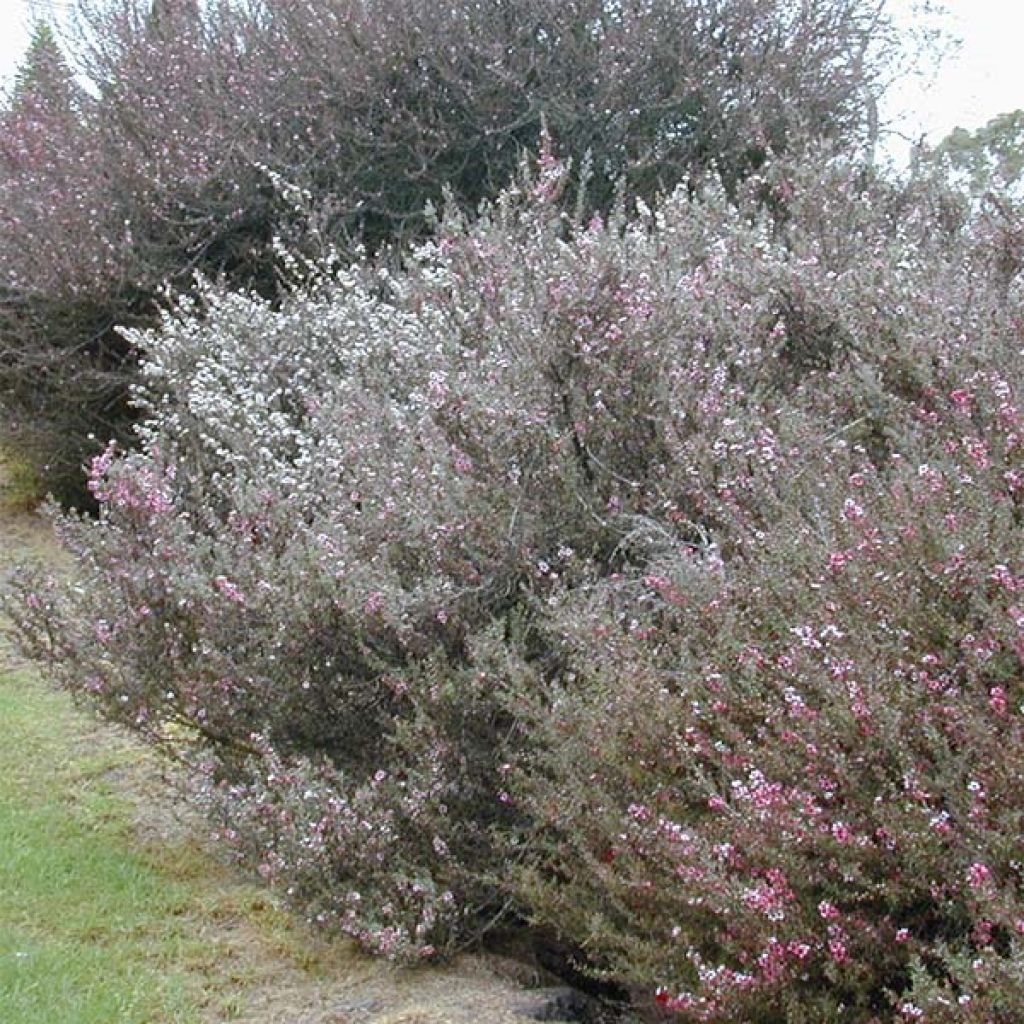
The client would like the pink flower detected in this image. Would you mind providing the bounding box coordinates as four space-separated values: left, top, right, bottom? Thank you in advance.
963 437 990 469
86 440 118 495
841 497 865 522
627 802 651 821
828 550 851 572
989 687 1008 716
213 576 246 604
830 822 852 844
828 938 848 963
818 900 840 921
966 861 991 889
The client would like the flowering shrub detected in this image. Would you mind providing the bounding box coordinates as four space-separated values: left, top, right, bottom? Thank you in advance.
7 151 1024 1020
0 0 900 503
508 370 1024 1020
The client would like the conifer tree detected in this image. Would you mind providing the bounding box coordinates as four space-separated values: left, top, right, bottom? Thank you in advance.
8 21 80 119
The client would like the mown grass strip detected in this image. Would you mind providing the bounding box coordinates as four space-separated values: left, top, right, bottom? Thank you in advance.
0 665 203 1023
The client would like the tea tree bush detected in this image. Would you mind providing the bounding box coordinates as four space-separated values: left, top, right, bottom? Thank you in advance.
1 0 901 502
8 152 1024 1019
509 375 1024 1020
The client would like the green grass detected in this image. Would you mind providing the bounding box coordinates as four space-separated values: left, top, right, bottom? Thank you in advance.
0 666 205 1023
0 504 378 1023
0 452 43 515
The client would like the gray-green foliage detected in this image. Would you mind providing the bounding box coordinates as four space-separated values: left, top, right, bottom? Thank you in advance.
1 0 898 503
9 148 1024 1019
923 110 1024 197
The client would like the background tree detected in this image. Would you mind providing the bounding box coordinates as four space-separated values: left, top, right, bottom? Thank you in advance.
9 21 76 113
0 20 126 503
921 109 1024 197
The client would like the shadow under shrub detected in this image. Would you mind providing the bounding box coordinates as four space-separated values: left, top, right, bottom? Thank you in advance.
6 153 1024 1020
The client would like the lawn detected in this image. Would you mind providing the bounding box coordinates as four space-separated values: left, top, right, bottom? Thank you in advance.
0 663 206 1023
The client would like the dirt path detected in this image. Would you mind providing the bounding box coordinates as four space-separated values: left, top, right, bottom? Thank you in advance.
0 491 578 1024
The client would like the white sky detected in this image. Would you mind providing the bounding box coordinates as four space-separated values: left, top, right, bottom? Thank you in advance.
880 0 1024 162
0 0 1022 163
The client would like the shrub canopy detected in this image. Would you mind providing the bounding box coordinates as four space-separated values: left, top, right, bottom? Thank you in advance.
8 149 1024 1020
0 0 898 501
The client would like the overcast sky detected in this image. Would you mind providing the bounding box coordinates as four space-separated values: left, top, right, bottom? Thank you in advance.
0 0 1022 164
881 0 1024 161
